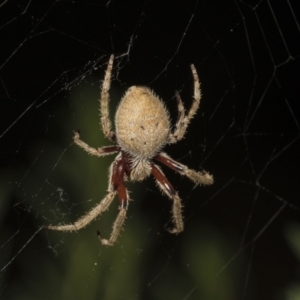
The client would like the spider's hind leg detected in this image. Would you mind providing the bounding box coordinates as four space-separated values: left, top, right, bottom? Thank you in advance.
100 54 116 141
168 64 202 144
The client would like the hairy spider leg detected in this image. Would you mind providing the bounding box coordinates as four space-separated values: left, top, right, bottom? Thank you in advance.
112 155 129 210
154 153 213 186
151 164 184 234
98 153 130 246
100 54 116 141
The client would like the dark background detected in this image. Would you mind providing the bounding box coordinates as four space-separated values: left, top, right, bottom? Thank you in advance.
0 0 299 299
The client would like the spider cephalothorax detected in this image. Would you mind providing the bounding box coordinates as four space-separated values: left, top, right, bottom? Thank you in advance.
46 55 213 246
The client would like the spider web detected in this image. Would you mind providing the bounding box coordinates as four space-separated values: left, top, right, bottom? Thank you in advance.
0 0 299 299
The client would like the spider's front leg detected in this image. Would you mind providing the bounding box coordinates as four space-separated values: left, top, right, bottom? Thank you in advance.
151 164 184 234
98 155 129 246
46 155 128 246
45 191 116 232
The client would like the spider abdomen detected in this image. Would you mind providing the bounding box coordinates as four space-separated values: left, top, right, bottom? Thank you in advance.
115 86 170 158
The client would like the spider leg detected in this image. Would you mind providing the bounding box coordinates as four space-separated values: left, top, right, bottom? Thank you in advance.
46 156 129 246
151 164 184 234
73 131 120 157
173 91 185 136
155 152 213 186
98 208 127 246
169 64 201 143
100 54 116 141
98 154 129 246
45 193 116 231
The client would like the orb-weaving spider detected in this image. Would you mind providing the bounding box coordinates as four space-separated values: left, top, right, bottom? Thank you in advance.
46 55 213 246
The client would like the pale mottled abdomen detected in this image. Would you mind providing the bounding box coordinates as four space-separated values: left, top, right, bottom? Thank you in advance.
115 86 170 158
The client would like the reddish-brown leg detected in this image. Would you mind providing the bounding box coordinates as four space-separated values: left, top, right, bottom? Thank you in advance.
154 153 184 173
151 164 184 234
154 152 213 186
111 156 129 209
98 155 129 246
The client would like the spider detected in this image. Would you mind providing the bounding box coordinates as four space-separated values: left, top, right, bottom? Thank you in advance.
46 54 213 246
